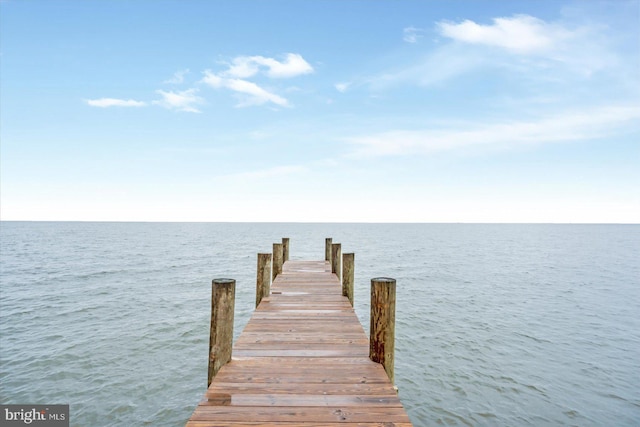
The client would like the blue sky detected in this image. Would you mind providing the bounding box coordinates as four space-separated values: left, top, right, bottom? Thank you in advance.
1 0 639 222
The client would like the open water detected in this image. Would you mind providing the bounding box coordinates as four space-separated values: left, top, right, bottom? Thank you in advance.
1 222 639 426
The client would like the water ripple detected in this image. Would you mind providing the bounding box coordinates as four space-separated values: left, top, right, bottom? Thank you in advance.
1 223 639 426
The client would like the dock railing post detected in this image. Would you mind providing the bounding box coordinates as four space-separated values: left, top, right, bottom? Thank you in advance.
256 253 272 307
208 278 235 387
282 238 290 262
331 243 342 281
325 238 333 264
272 242 283 280
342 253 354 306
370 277 396 384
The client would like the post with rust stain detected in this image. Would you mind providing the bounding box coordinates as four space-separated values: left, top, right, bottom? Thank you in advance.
370 277 396 384
342 253 354 306
282 237 290 262
325 238 333 263
256 253 272 307
272 242 283 280
331 243 342 281
208 278 235 387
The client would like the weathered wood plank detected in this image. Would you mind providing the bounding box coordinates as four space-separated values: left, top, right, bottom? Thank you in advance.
206 382 398 395
190 406 411 423
187 422 414 427
232 349 371 358
198 394 403 407
187 260 412 426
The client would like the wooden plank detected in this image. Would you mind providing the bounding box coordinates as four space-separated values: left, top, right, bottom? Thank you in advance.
228 357 381 365
212 363 388 378
206 382 398 395
232 349 370 358
187 259 412 426
190 406 411 423
198 394 403 407
187 422 414 427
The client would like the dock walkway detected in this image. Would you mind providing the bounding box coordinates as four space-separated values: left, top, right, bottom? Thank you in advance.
186 259 412 426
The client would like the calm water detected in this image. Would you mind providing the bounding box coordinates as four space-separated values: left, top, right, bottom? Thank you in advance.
1 222 639 426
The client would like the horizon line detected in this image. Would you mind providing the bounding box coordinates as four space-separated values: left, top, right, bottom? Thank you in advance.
1 220 638 225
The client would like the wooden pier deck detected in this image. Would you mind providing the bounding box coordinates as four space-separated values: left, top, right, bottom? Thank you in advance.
186 259 412 426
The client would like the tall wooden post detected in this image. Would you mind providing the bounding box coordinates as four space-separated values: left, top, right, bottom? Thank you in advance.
282 238 290 262
342 253 354 306
256 253 272 307
208 278 235 387
272 243 283 280
325 238 333 263
331 243 342 281
370 277 396 384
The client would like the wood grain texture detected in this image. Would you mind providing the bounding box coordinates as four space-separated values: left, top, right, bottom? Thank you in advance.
188 260 411 426
208 279 235 387
325 238 333 263
342 253 355 307
369 278 396 385
256 253 272 308
282 238 290 262
331 244 342 281
272 243 284 280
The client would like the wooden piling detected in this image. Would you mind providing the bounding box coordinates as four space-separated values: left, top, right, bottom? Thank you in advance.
272 243 283 280
282 238 290 262
370 277 396 384
331 243 342 281
342 252 354 306
325 238 333 263
256 253 272 307
188 243 413 426
208 278 235 387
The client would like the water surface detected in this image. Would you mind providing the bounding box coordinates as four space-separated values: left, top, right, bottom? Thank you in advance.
1 222 639 425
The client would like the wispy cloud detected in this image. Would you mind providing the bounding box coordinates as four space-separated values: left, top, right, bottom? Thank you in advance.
226 79 289 107
369 44 486 90
335 82 351 93
345 105 640 157
153 89 204 113
86 98 147 108
437 15 569 54
368 14 616 90
86 53 312 112
224 53 314 79
403 26 424 43
202 71 289 108
200 53 313 108
163 69 190 84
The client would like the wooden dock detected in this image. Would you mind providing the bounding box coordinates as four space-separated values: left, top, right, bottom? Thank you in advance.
187 241 412 426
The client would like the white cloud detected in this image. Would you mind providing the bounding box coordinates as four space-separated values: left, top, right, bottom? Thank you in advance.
153 89 204 113
163 69 190 84
201 71 224 88
335 82 350 93
403 26 424 43
200 52 312 108
256 53 314 78
224 53 314 79
345 105 640 156
201 70 289 108
368 14 623 90
224 56 261 79
86 98 146 108
225 78 289 107
437 15 569 54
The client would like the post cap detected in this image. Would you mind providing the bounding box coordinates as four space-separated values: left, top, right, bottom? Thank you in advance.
371 277 396 284
212 278 235 285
